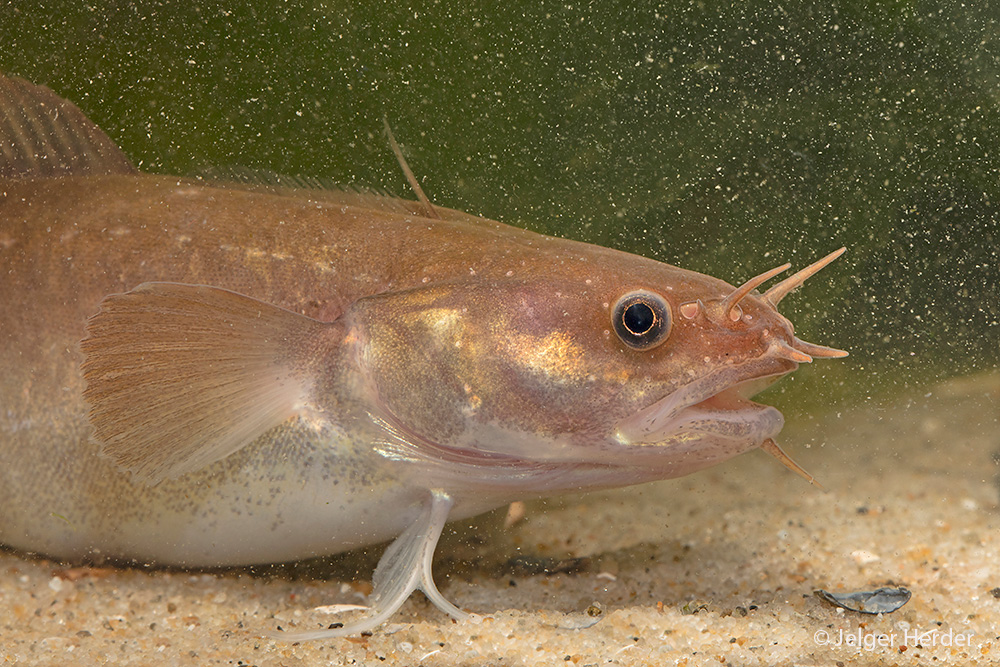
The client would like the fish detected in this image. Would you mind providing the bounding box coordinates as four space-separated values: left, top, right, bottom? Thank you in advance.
0 74 847 640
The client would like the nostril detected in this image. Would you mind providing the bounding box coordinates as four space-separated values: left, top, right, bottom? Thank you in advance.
679 301 700 319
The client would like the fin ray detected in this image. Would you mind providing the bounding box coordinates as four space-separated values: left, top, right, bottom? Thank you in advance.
383 117 439 219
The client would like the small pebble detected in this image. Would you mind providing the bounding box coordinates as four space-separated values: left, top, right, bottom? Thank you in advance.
851 549 880 565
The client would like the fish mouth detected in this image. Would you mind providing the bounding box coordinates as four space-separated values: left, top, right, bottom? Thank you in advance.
607 248 849 477
614 358 795 448
615 319 848 451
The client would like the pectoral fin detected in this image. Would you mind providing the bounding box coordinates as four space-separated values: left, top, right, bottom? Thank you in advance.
273 490 468 641
80 282 334 484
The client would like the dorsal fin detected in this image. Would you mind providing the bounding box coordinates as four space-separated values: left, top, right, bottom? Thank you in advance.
196 166 428 214
0 74 136 179
196 166 491 224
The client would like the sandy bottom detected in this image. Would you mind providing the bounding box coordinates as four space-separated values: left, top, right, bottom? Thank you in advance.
2 372 998 666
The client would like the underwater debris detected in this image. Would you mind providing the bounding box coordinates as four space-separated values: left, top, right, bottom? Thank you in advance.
814 586 912 614
552 603 605 630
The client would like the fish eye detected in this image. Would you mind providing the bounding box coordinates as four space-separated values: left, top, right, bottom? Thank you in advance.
611 291 671 350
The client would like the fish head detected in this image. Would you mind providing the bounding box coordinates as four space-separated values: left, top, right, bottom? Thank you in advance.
347 248 847 489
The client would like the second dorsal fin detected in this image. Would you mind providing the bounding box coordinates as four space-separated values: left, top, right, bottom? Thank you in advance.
0 74 136 179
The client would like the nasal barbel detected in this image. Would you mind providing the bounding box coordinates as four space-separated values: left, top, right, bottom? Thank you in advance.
721 248 850 486
719 247 849 361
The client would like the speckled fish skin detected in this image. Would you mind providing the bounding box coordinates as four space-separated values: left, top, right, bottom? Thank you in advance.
0 76 843 580
0 173 742 564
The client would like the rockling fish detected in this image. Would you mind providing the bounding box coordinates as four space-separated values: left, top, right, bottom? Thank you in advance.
0 74 846 640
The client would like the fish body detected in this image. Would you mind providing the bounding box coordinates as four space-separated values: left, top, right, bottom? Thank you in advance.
1 172 717 563
0 75 846 638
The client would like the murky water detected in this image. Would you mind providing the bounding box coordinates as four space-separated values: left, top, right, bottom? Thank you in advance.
1 3 997 663
2 2 996 408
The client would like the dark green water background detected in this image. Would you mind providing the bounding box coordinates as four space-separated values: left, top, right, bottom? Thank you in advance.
2 1 997 413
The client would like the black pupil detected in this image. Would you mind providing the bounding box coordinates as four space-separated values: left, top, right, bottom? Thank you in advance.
623 302 656 335
612 291 670 350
